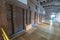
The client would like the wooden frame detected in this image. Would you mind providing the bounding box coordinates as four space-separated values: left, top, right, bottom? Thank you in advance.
3 0 28 39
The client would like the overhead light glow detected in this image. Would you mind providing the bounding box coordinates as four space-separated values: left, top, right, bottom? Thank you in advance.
18 0 27 4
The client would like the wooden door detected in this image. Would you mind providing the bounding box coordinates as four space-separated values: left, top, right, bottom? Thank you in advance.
6 4 24 36
6 4 14 36
13 5 24 33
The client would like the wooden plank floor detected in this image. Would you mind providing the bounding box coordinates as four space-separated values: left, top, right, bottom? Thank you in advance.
13 23 60 40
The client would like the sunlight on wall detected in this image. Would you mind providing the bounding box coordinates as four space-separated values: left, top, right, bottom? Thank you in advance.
26 24 32 31
56 13 60 22
18 0 27 4
49 20 54 34
49 13 55 32
1 28 10 40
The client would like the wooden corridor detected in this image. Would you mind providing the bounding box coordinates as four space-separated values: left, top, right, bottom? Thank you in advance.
13 23 60 40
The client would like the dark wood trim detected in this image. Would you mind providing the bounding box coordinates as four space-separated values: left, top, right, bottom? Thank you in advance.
30 10 31 24
10 30 25 40
23 8 25 29
34 12 36 24
26 10 28 25
10 5 14 34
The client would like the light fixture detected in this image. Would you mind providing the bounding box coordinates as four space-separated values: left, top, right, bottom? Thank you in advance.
18 0 27 5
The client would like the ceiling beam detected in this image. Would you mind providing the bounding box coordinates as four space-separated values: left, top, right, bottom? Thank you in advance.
42 1 60 6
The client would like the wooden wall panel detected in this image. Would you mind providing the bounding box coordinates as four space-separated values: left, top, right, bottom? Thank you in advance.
26 9 28 25
34 12 36 24
26 10 31 25
6 4 25 36
13 5 24 33
0 14 3 40
24 9 26 25
0 0 8 40
29 10 31 24
31 11 35 24
6 4 13 36
28 10 30 25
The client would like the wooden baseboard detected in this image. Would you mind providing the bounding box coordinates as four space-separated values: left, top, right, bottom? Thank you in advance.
10 30 25 40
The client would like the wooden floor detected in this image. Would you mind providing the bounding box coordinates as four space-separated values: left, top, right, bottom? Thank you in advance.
13 22 60 40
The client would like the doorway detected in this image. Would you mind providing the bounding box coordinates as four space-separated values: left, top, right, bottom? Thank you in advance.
6 4 25 36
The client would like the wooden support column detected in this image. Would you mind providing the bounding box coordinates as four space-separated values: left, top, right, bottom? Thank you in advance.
0 0 9 40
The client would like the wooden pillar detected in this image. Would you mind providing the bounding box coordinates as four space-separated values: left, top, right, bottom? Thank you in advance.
0 0 8 40
0 13 3 40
